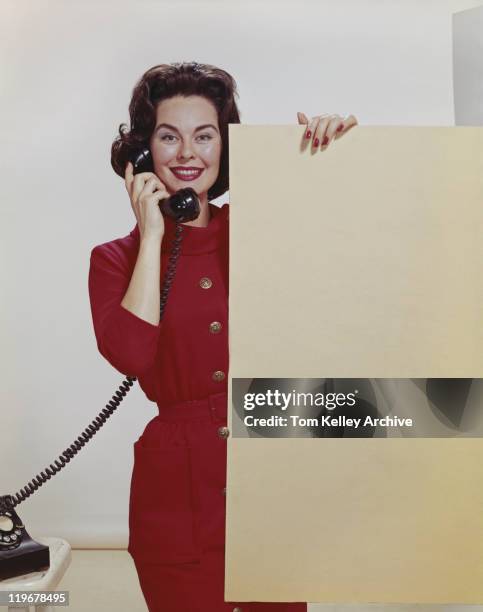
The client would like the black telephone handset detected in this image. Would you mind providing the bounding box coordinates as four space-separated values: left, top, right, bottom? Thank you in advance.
0 148 193 581
130 148 200 223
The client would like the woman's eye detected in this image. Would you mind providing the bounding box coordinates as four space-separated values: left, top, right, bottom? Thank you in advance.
159 133 213 143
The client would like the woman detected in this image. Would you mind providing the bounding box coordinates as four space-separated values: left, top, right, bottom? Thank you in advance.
88 62 357 612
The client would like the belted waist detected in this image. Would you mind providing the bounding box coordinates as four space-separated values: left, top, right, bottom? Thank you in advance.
156 391 228 423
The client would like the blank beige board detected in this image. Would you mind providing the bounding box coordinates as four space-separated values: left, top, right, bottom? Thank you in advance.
225 126 483 603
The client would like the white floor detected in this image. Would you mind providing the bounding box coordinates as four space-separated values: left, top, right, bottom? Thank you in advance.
59 550 147 611
58 550 483 612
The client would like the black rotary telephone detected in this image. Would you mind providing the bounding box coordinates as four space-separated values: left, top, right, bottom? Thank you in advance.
0 148 200 580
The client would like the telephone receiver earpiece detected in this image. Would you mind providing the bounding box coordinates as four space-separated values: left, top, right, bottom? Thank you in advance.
129 148 200 223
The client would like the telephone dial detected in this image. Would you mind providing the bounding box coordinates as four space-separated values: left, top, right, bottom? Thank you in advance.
0 147 200 580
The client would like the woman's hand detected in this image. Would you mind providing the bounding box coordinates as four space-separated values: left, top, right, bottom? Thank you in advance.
124 161 168 241
297 112 358 151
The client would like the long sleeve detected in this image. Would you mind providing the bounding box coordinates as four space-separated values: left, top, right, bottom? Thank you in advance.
88 242 161 377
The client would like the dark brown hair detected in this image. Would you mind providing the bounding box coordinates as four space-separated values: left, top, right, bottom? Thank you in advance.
111 62 241 199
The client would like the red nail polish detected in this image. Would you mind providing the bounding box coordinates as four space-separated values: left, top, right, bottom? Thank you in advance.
305 130 311 139
337 125 343 132
322 136 329 145
314 138 319 147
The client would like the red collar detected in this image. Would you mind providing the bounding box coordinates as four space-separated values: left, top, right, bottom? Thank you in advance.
130 202 229 255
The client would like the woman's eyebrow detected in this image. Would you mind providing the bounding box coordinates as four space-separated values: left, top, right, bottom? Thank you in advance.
155 122 218 133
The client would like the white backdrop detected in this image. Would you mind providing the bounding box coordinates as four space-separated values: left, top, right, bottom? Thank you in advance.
453 4 483 124
1 0 481 557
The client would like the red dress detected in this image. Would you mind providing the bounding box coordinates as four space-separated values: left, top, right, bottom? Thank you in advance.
88 203 307 612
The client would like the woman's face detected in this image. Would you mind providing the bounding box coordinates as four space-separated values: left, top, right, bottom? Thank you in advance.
149 95 222 201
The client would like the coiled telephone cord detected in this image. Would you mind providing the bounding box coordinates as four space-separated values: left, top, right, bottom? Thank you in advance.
0 223 183 514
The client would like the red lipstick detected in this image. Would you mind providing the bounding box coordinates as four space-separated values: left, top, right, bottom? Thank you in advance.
170 166 204 181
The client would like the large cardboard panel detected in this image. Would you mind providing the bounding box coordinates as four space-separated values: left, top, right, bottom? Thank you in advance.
225 126 483 603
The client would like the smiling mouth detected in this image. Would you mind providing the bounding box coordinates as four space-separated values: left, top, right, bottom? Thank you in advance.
170 167 204 181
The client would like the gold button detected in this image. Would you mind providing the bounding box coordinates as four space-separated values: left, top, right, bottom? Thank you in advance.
212 370 225 382
209 321 222 334
233 608 243 612
199 277 212 289
218 426 230 439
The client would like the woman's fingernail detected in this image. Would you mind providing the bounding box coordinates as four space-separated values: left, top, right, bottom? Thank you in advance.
305 130 312 139
337 125 344 132
322 136 329 145
313 138 320 147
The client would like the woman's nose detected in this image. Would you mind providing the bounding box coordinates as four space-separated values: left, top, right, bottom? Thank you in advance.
177 141 194 161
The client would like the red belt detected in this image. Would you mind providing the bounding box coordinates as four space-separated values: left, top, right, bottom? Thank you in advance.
157 391 227 423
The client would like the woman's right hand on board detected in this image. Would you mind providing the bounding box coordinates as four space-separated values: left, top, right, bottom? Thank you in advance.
124 161 167 241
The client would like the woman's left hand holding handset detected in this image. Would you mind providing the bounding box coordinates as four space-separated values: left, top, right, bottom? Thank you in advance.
297 111 358 151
